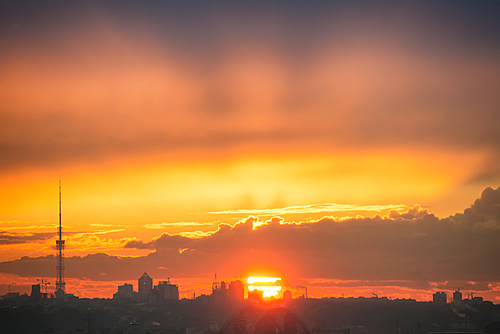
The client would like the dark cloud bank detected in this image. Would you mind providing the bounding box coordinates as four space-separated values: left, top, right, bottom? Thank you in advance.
1 187 499 285
0 232 56 245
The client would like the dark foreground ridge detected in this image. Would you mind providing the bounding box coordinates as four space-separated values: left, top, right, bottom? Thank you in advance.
1 294 499 334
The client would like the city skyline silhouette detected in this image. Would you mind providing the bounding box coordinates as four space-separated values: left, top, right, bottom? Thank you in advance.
1 0 500 307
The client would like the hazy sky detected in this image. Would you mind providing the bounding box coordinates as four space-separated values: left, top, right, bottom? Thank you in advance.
1 1 500 301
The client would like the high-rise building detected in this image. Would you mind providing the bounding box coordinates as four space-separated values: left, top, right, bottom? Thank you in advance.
113 283 136 300
283 290 292 302
157 279 179 300
453 289 463 303
139 272 153 294
433 291 447 304
229 280 244 300
31 284 41 301
118 283 134 294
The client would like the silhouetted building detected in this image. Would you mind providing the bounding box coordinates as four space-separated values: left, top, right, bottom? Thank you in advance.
453 289 462 303
113 283 136 300
212 279 227 296
283 290 292 302
210 276 230 305
472 296 483 304
229 280 244 300
5 292 20 299
139 272 153 294
460 294 484 306
31 284 41 301
157 279 179 300
433 291 446 304
248 289 264 304
119 283 134 294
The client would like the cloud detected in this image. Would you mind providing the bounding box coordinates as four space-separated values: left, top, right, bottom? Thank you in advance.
143 222 215 229
69 229 126 238
123 187 499 282
124 239 154 250
0 183 500 298
388 205 429 220
0 232 56 245
4 187 499 283
470 186 500 220
0 2 500 175
65 234 133 253
208 203 407 216
0 227 135 258
0 221 57 231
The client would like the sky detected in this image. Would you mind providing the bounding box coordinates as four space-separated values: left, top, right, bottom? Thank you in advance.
1 1 500 301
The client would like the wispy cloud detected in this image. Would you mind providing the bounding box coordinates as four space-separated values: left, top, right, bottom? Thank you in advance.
0 231 56 245
178 231 215 238
69 229 126 238
143 222 215 229
208 203 407 216
0 220 57 231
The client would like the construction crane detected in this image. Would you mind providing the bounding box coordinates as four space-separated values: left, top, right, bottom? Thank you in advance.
37 277 51 296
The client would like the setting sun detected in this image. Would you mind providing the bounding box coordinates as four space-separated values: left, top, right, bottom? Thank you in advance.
247 276 282 298
1 0 500 324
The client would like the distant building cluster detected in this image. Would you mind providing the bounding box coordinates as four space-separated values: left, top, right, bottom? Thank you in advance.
432 288 483 306
211 277 245 301
109 273 248 305
432 291 447 304
1 277 499 334
113 272 180 303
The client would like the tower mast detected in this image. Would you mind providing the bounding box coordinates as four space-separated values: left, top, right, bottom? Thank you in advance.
56 180 65 295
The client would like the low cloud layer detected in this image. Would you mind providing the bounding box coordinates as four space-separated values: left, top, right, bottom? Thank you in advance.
1 187 499 285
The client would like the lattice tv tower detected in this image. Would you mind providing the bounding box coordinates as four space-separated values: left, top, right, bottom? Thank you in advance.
55 180 66 297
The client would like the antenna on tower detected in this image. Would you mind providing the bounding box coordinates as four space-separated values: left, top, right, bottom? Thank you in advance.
55 180 66 297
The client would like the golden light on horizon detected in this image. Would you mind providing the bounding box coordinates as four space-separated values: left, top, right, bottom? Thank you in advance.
247 276 281 284
247 276 282 298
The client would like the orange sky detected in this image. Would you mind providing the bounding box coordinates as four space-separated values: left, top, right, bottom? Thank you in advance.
1 1 500 302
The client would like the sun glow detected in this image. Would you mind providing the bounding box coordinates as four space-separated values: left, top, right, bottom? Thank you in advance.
247 276 282 298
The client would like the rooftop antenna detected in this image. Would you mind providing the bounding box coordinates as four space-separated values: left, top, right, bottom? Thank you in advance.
55 180 66 295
